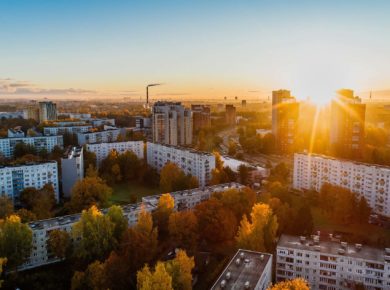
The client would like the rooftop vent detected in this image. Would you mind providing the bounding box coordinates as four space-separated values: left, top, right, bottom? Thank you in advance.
300 236 306 243
235 258 241 266
355 244 362 251
226 272 231 280
385 248 390 255
341 242 348 249
338 248 346 255
240 252 245 259
314 245 321 252
244 281 250 289
220 279 226 288
260 254 264 261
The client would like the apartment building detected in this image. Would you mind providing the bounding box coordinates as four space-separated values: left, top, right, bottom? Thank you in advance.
39 101 57 122
22 183 241 270
152 101 192 146
211 249 273 290
0 111 24 119
272 90 299 154
146 142 215 187
276 234 390 290
43 125 92 136
0 161 59 202
293 153 390 217
76 128 122 145
61 146 84 198
8 127 25 138
0 135 63 158
86 141 144 166
225 104 236 125
191 104 211 132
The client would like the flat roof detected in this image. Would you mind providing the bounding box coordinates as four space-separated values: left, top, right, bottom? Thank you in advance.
0 160 57 168
278 234 387 263
148 142 214 157
211 249 272 290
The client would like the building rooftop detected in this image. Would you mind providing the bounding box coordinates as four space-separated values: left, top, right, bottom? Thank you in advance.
63 146 83 159
296 152 390 171
211 249 272 290
148 142 214 157
0 160 57 169
278 234 389 263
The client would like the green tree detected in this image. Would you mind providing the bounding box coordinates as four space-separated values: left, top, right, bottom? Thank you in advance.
13 142 36 158
118 150 141 181
47 229 71 259
0 196 13 219
106 205 128 241
83 150 97 173
0 215 33 269
72 206 115 262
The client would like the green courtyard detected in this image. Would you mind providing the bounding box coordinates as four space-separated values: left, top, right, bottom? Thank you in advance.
109 182 161 205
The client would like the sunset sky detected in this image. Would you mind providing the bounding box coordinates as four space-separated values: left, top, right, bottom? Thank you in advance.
1 0 390 102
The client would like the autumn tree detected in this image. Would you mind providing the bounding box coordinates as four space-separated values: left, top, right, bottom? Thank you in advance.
72 206 115 262
0 258 6 287
0 196 13 219
106 205 128 241
165 250 195 290
16 208 37 223
137 262 173 290
118 150 142 181
68 175 112 213
71 260 108 290
238 164 250 185
236 203 278 252
47 229 71 259
168 211 199 253
194 199 237 245
20 184 56 219
153 193 174 239
100 150 121 184
160 162 199 192
268 278 309 290
0 215 33 269
83 150 97 173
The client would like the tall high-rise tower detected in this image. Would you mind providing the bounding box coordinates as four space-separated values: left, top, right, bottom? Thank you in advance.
39 101 57 122
272 90 299 154
330 89 366 159
152 101 192 146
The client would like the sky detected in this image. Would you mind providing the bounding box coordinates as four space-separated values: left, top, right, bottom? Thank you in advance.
1 0 390 103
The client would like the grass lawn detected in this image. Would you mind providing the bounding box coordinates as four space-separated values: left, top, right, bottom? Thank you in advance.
110 182 161 205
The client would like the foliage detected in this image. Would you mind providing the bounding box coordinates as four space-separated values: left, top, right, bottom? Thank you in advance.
137 262 173 290
83 150 97 173
165 250 195 290
71 260 108 290
168 211 199 254
238 164 250 185
268 278 310 290
0 258 6 287
13 142 37 158
106 205 128 241
20 184 56 219
0 215 33 269
47 229 71 259
16 208 37 223
153 193 175 239
0 196 13 219
159 162 199 192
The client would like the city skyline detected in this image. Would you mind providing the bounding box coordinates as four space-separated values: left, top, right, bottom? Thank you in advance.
1 1 390 103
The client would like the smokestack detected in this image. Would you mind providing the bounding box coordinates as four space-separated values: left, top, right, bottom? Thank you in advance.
146 83 162 104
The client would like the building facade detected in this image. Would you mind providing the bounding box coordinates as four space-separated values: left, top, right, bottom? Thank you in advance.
147 142 215 187
76 128 122 145
225 104 236 125
276 234 390 290
330 89 366 159
293 153 390 217
86 141 144 166
39 101 57 122
191 104 211 132
23 101 40 121
22 183 242 270
152 101 192 146
0 161 59 202
272 90 299 154
43 125 92 136
0 111 24 119
211 249 273 290
61 146 84 198
0 135 63 158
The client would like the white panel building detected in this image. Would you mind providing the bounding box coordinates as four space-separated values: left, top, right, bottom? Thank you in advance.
61 146 84 198
276 234 390 290
43 125 92 136
147 142 215 187
293 153 390 217
0 161 59 202
22 183 241 270
0 135 63 158
86 141 144 166
77 128 122 145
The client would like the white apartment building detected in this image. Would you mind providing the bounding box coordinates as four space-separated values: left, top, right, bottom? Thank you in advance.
152 101 192 146
39 101 57 122
276 234 390 290
22 183 242 270
293 153 390 217
43 125 92 136
86 141 144 166
61 146 84 198
0 161 59 202
77 128 122 145
147 142 215 187
0 135 63 158
211 249 273 290
0 111 24 119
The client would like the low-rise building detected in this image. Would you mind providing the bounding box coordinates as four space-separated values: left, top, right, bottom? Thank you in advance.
146 142 215 187
211 249 273 290
221 156 270 184
61 146 84 198
0 161 59 202
77 128 122 145
22 183 242 270
293 153 390 217
0 135 63 158
276 234 390 290
43 125 92 136
86 141 144 166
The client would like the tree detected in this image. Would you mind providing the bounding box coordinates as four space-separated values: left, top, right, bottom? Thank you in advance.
269 278 309 290
71 260 108 290
194 199 237 245
236 203 278 252
169 211 199 253
72 206 115 262
210 168 229 185
0 215 33 269
19 184 56 219
68 176 112 213
0 258 6 287
153 194 175 239
83 150 97 173
106 205 128 241
269 162 290 184
165 250 195 290
13 142 36 158
213 151 224 171
118 150 141 181
0 196 13 219
228 140 237 156
294 203 313 235
47 229 71 259
100 150 120 184
16 208 37 223
357 196 371 223
159 162 197 192
137 262 173 290
238 164 250 185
